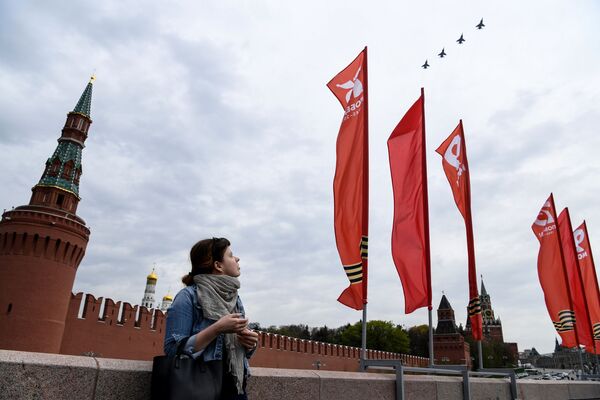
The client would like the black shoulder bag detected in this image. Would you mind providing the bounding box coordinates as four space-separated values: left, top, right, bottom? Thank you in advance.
151 337 223 400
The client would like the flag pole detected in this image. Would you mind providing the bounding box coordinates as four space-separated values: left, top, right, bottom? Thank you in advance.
459 119 483 370
360 45 370 371
428 308 434 366
583 221 600 372
551 196 585 374
420 87 434 367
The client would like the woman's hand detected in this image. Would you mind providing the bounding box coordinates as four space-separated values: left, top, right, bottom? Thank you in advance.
215 313 248 334
237 328 259 350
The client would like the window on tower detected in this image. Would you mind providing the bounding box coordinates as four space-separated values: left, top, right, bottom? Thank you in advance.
74 168 82 185
62 161 73 179
49 159 61 177
57 194 65 207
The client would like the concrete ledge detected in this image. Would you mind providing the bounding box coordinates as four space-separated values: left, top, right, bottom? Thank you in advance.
2 350 600 399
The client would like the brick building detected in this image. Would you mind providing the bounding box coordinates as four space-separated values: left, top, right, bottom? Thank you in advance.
464 280 519 366
433 295 472 368
465 280 504 342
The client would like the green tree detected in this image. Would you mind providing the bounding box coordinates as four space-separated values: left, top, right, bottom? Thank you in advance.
407 324 430 357
278 324 311 339
465 336 515 369
338 320 410 353
339 322 361 347
310 325 342 343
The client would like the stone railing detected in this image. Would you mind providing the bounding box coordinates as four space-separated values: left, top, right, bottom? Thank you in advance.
2 349 600 400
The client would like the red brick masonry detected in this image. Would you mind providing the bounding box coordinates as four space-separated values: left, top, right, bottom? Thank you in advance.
56 292 428 371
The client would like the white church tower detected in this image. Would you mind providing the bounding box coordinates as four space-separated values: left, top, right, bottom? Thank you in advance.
142 266 158 309
160 292 173 312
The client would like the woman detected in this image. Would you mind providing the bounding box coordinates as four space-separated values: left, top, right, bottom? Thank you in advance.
164 237 258 400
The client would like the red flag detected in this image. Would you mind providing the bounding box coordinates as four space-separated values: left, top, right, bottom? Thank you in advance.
327 48 369 310
435 121 482 340
558 208 594 348
387 89 431 314
573 222 600 353
531 195 577 348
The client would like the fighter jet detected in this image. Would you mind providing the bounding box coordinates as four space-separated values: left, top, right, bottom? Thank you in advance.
422 60 430 69
457 34 465 44
476 18 485 29
438 48 446 58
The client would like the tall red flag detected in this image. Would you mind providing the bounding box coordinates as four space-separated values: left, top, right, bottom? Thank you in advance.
327 48 369 310
573 221 600 353
558 208 594 348
558 209 594 348
435 121 482 340
387 89 431 314
531 194 577 348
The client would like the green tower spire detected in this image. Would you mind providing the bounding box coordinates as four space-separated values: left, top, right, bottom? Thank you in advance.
72 75 94 117
33 77 94 201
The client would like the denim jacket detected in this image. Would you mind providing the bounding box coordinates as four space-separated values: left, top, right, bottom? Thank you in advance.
164 285 254 372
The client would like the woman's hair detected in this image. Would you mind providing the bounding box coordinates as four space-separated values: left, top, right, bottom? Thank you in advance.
181 237 231 285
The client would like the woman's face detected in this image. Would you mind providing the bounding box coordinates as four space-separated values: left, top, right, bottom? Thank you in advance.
215 246 241 277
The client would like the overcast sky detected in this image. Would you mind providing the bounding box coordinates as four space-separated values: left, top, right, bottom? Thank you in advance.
1 1 599 354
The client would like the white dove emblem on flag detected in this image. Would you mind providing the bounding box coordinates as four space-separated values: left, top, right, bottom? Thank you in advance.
336 67 363 104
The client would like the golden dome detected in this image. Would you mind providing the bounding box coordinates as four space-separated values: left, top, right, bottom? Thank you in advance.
147 268 158 281
163 293 173 302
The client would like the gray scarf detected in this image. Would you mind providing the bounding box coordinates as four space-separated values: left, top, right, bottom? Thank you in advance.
193 274 245 394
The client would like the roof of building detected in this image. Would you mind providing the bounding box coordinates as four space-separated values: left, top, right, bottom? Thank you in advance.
37 140 84 196
481 279 488 296
436 320 459 335
72 76 94 117
147 268 158 281
438 294 452 310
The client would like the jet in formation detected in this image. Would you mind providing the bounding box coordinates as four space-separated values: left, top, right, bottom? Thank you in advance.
421 19 484 70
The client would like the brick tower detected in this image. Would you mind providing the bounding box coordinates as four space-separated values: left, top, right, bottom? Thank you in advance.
465 279 504 342
433 295 471 367
0 77 94 353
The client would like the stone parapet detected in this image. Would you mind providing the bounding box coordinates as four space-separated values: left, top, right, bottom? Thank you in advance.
2 349 600 400
1 206 89 238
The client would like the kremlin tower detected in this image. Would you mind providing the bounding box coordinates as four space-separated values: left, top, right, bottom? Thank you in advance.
160 292 173 312
465 279 505 342
433 295 471 367
142 267 158 309
0 77 94 353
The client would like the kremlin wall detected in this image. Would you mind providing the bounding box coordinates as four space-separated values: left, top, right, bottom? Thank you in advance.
0 77 428 371
47 290 432 369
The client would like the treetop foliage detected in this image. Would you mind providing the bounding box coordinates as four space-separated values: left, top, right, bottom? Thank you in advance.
252 320 416 355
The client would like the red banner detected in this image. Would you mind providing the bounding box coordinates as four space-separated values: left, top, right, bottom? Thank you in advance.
435 121 482 340
574 222 600 353
532 195 577 347
327 48 369 310
387 90 431 314
558 208 594 347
